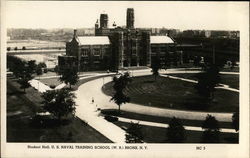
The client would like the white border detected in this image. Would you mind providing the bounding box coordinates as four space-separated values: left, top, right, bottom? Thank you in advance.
1 1 249 158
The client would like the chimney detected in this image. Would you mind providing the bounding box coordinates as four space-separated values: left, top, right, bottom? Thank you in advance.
73 29 77 38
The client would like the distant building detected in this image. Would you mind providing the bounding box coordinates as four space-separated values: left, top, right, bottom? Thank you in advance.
61 8 181 71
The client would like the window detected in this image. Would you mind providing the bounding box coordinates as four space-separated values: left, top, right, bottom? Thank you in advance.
81 49 88 57
93 49 100 56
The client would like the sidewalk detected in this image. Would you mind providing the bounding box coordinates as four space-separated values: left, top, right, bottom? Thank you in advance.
113 116 236 133
161 74 239 92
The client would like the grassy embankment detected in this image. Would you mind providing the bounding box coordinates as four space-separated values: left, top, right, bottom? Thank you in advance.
7 76 112 143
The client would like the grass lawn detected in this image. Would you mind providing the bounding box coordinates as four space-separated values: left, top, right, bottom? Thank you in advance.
113 121 238 143
39 78 62 87
168 73 239 89
102 75 239 113
101 109 234 129
7 77 112 143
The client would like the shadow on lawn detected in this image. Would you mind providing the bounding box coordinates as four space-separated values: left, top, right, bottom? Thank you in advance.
30 115 73 128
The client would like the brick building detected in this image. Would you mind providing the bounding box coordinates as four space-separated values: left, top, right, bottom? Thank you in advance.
60 8 179 71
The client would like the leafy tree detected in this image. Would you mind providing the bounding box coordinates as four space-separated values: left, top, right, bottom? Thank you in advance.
38 62 47 68
42 88 76 120
18 66 33 92
202 114 220 131
58 66 79 89
14 47 18 51
7 55 26 78
37 62 47 73
36 66 43 79
22 46 26 50
18 74 32 92
27 60 37 74
201 115 221 143
232 112 239 132
195 64 220 100
110 72 131 113
166 117 186 143
125 122 143 143
7 47 11 51
151 57 161 81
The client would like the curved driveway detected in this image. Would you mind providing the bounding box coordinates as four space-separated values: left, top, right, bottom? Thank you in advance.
76 76 233 123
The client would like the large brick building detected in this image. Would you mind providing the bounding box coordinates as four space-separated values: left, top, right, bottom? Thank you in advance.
59 8 179 71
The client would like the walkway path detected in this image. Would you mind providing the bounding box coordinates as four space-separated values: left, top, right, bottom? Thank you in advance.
77 76 234 122
30 72 116 93
27 69 239 143
112 116 237 133
161 74 239 92
75 83 127 143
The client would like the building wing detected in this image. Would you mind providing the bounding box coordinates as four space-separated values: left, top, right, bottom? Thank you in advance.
76 36 110 45
150 36 174 44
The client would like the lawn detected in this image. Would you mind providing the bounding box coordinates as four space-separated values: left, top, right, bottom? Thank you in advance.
39 78 62 87
113 121 238 143
101 109 234 129
7 77 112 143
102 75 239 113
168 73 239 89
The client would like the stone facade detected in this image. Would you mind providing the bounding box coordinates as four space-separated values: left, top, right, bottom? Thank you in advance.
61 8 178 71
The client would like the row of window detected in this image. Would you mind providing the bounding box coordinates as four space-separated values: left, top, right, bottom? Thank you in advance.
81 49 101 57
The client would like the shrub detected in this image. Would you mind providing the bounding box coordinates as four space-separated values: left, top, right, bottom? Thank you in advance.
104 115 118 122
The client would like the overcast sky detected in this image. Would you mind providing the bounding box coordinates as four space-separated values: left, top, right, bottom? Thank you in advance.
5 1 248 31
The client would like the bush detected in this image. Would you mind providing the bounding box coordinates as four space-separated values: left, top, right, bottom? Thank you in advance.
50 85 56 89
232 112 239 132
125 122 143 143
104 115 118 122
166 117 186 143
202 114 220 131
43 68 48 73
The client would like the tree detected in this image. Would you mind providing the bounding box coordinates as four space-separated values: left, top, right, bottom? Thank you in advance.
18 74 32 92
58 66 79 89
22 46 26 50
36 65 43 79
151 57 161 81
18 66 33 92
166 117 186 143
195 64 220 100
27 60 37 74
202 114 220 131
38 62 47 69
125 122 143 143
110 72 131 113
42 88 76 121
232 112 239 132
37 62 47 73
201 115 220 143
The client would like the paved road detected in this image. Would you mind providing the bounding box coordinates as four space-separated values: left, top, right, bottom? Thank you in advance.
113 116 236 133
75 82 127 143
161 74 239 92
77 76 234 122
28 69 238 143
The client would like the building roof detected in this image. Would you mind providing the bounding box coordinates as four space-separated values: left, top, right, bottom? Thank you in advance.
150 36 174 44
75 36 110 45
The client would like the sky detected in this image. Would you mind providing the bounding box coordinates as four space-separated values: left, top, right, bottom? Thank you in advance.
5 1 249 31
